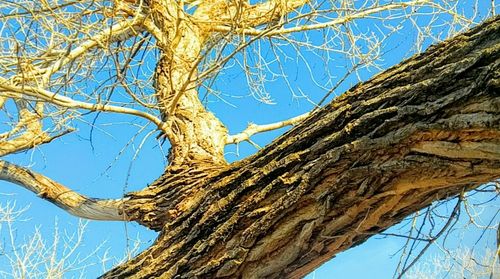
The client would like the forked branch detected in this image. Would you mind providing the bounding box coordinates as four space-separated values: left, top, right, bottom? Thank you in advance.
0 99 74 157
38 15 148 84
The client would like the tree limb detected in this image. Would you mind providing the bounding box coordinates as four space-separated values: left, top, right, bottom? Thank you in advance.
0 160 128 221
209 0 432 36
0 99 74 157
0 126 73 157
0 78 168 134
226 111 311 145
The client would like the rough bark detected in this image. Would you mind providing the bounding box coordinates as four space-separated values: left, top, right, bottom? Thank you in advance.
150 0 228 168
103 16 500 278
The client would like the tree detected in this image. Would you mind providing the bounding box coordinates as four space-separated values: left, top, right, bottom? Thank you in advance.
0 0 498 278
406 247 500 279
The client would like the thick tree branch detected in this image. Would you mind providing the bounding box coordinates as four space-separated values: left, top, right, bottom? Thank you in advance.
104 16 500 278
191 0 309 36
146 0 230 166
0 160 128 221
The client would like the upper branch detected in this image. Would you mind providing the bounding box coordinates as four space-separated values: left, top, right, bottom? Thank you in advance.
193 0 309 31
236 0 309 28
208 0 431 36
0 160 128 221
38 16 147 84
0 96 73 157
0 6 160 156
0 78 168 134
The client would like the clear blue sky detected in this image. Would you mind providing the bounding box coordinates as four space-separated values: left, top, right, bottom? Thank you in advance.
0 1 498 278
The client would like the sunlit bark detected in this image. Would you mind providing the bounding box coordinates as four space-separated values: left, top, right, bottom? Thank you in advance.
104 16 500 278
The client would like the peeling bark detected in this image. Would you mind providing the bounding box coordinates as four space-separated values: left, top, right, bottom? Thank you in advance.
103 16 500 278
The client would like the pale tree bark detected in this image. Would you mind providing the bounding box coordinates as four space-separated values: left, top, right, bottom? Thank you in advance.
147 0 311 168
101 16 500 278
149 0 228 168
0 160 127 221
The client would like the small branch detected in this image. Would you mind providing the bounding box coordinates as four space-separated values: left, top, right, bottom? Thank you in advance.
0 128 73 157
39 16 147 84
0 79 168 134
378 232 430 242
141 16 169 47
396 195 462 279
226 111 311 145
0 160 128 221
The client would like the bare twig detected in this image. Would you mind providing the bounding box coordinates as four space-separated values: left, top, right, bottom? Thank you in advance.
226 111 311 144
396 195 463 279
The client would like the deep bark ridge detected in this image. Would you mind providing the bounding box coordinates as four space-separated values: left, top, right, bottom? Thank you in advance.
102 16 500 278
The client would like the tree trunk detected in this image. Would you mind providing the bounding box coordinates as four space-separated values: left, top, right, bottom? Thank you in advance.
104 17 500 278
